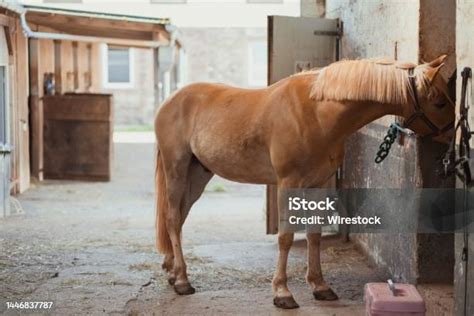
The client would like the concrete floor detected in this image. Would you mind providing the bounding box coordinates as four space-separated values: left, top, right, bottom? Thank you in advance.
0 138 396 315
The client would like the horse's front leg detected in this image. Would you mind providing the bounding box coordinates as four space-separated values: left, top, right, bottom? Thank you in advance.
272 231 299 309
306 233 338 300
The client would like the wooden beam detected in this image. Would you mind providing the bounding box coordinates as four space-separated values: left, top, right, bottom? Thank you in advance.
27 20 155 41
28 22 164 49
26 12 167 35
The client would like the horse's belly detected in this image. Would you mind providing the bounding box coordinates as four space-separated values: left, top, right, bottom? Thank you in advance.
191 136 276 184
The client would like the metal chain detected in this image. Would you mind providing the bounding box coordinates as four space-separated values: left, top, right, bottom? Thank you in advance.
374 124 400 163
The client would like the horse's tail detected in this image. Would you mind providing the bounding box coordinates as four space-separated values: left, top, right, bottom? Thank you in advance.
156 146 172 254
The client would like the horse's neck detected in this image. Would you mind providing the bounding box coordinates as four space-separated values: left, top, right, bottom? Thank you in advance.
318 100 403 140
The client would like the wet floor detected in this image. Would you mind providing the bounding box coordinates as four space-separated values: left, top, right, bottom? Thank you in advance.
0 138 385 315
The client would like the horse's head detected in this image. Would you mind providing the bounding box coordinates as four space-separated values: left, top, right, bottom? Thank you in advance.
403 55 455 142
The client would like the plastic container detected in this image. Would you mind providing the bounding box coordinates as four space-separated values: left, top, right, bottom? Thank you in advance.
365 282 426 316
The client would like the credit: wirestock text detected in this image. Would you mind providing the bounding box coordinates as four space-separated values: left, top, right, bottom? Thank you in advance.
286 196 382 226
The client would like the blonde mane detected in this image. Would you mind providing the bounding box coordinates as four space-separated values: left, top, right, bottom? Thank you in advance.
310 59 434 104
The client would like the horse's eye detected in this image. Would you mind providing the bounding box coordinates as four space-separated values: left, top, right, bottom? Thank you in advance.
434 102 447 109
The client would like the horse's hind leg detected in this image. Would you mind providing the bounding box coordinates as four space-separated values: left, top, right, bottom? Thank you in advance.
160 150 196 295
164 157 213 287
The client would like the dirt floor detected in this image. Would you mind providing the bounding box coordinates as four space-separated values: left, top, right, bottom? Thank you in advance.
0 135 449 315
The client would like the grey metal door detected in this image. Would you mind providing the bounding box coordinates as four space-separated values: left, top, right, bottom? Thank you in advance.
0 66 11 218
266 16 341 234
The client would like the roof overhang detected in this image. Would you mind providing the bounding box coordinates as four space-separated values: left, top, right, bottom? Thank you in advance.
24 5 172 47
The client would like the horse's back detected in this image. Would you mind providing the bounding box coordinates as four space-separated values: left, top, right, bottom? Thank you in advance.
155 76 315 184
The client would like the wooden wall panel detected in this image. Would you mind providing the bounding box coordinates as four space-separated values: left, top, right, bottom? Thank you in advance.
77 42 89 92
61 41 74 93
90 43 102 92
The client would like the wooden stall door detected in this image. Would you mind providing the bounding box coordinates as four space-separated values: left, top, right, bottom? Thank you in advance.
266 16 341 234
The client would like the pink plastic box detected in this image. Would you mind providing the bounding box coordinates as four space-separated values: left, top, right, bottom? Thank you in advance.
365 282 426 316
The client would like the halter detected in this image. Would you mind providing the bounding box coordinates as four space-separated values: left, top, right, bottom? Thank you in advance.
375 67 455 164
403 68 454 138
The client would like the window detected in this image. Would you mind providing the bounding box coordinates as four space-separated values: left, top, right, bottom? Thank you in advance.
102 45 134 89
150 0 187 3
247 0 283 3
247 41 267 87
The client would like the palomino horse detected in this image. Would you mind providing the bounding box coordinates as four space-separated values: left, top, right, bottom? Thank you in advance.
154 55 454 309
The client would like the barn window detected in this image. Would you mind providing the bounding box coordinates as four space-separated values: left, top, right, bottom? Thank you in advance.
247 41 267 87
102 45 134 88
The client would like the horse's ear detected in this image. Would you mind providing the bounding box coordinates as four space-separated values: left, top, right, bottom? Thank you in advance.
427 54 448 68
425 63 445 83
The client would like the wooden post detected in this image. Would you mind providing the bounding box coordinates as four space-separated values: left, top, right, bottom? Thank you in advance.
28 38 43 181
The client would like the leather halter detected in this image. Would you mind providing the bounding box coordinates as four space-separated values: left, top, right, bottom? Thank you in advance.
402 68 454 138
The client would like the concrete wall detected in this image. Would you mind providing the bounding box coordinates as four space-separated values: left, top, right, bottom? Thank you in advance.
324 0 421 283
301 0 456 283
301 0 325 17
180 28 266 88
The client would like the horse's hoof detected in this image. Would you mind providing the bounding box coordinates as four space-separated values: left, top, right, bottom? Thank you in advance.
174 283 196 295
168 277 176 285
313 288 338 301
273 296 300 309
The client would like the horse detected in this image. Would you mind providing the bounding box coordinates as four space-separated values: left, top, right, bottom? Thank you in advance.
154 55 454 309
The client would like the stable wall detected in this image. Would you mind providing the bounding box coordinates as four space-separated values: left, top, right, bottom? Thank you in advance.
324 0 420 283
303 0 456 283
29 24 103 180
